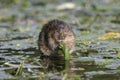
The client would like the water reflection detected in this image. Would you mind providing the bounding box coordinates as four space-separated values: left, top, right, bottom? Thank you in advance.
40 57 75 72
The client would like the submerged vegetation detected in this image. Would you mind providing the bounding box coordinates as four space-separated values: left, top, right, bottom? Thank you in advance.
0 0 120 80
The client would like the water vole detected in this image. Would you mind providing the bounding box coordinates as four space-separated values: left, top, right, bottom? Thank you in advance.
38 19 75 58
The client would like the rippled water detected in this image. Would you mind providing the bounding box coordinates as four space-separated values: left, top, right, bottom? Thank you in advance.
0 0 120 80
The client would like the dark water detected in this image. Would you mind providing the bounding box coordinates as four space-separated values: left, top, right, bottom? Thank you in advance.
0 0 120 80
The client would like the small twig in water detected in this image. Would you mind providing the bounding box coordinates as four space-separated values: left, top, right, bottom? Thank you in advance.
15 61 24 76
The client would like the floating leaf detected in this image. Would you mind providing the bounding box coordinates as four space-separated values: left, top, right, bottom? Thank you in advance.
16 43 20 47
98 32 120 40
117 52 120 59
56 2 75 10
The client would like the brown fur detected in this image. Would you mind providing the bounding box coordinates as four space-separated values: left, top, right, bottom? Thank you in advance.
38 19 75 57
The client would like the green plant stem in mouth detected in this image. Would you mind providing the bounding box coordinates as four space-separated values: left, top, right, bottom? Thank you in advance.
58 43 70 60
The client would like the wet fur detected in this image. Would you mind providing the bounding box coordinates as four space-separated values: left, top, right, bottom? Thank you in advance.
38 19 75 57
